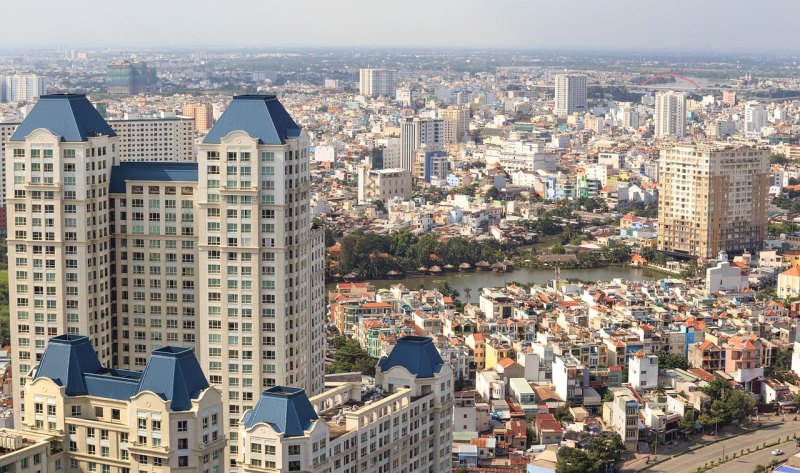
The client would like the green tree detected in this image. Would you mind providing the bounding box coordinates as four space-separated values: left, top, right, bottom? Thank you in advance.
701 378 731 401
554 404 574 423
371 199 386 213
484 186 501 202
325 337 378 376
556 447 593 473
657 353 689 370
722 390 756 423
679 409 698 435
587 434 624 470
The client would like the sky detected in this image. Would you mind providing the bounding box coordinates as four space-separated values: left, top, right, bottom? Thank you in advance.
5 0 800 53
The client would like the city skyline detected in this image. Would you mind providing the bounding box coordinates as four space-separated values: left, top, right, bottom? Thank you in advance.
3 0 800 53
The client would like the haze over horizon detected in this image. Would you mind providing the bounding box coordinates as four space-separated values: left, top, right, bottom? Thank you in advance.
6 0 800 54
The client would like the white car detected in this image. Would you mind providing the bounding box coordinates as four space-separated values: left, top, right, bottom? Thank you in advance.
772 449 784 456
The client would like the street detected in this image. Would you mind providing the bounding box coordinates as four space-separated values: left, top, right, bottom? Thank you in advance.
707 439 797 473
631 421 800 473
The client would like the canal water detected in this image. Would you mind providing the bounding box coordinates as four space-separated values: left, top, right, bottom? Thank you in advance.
326 266 661 303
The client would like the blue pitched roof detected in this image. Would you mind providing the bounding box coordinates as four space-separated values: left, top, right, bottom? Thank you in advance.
136 346 210 411
203 95 301 145
34 335 103 396
109 162 198 193
11 94 116 142
242 387 319 436
35 336 209 411
378 336 444 378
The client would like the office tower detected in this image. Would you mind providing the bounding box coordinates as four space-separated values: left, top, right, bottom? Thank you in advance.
399 118 416 174
197 95 326 462
0 75 47 103
357 167 412 204
182 103 215 132
654 90 687 138
657 144 770 259
381 137 401 169
358 68 397 98
106 61 157 95
744 101 767 138
237 336 454 473
6 94 117 424
108 115 196 162
620 103 640 130
553 74 587 115
399 117 446 176
414 150 448 183
24 334 227 472
439 105 470 144
109 162 200 369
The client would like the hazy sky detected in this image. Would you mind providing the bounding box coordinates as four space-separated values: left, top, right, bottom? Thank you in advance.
6 0 800 53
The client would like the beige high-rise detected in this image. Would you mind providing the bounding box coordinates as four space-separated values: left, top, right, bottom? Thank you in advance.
6 94 117 424
439 105 469 144
182 103 215 132
197 95 326 461
657 144 770 259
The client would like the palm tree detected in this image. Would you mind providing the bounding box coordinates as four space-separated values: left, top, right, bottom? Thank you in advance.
463 287 472 303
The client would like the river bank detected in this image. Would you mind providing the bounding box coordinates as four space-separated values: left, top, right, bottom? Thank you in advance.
326 265 662 303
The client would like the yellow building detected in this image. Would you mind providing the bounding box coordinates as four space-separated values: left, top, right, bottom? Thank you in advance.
778 266 800 298
484 341 511 371
466 333 486 371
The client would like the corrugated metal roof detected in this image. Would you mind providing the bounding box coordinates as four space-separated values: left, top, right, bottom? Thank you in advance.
109 162 198 193
11 94 116 142
203 95 300 145
378 336 443 378
242 387 319 436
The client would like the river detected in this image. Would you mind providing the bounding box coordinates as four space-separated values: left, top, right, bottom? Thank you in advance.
326 266 661 303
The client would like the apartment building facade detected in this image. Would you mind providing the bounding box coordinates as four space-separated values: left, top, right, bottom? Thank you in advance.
657 144 770 258
108 116 196 162
24 334 227 473
6 94 327 468
237 336 454 473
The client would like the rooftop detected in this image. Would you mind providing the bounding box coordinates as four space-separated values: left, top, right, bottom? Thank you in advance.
109 162 198 193
242 386 319 437
378 336 444 378
11 94 116 142
34 335 208 411
203 94 300 145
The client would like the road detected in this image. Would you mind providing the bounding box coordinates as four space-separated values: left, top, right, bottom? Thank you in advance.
643 422 799 473
707 439 797 473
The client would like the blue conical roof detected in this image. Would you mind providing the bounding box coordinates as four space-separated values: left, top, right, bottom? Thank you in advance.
34 335 102 395
203 95 300 145
242 387 319 436
378 336 444 378
11 94 116 142
136 346 210 411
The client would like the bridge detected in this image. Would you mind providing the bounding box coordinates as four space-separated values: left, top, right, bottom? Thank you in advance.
639 73 702 88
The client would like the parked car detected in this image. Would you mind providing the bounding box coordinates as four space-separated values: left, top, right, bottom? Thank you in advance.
772 449 784 456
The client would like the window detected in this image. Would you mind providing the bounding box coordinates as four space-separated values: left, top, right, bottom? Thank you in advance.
178 456 189 467
177 420 188 432
288 445 301 455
